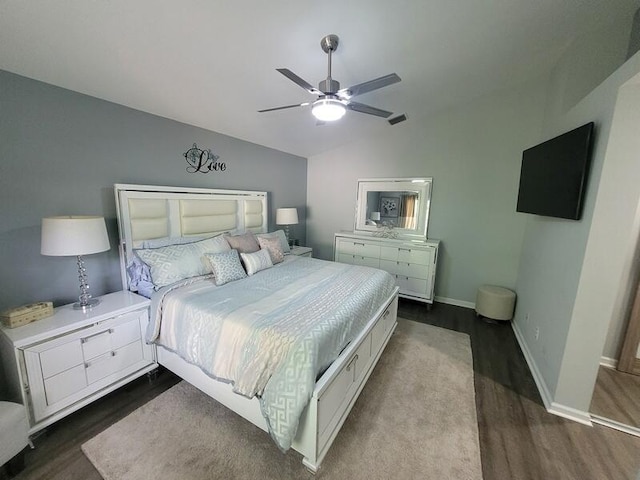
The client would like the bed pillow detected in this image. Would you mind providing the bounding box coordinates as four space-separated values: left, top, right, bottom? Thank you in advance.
225 232 260 254
205 249 247 285
257 236 284 264
240 249 273 276
126 253 154 294
141 235 209 249
256 230 290 254
135 235 231 289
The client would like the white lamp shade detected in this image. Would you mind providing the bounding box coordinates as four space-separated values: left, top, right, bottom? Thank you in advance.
276 208 299 225
41 216 110 256
371 212 381 221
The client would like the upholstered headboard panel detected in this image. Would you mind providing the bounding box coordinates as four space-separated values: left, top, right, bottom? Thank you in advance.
115 183 268 290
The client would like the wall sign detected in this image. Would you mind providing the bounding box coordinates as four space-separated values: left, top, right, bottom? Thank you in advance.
183 143 226 173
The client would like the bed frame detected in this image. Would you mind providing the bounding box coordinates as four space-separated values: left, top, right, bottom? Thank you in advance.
114 183 399 472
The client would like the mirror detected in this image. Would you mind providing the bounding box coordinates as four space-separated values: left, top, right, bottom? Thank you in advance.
355 178 432 239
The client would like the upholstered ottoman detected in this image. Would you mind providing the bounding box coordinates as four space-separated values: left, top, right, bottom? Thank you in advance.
0 401 29 475
475 285 516 321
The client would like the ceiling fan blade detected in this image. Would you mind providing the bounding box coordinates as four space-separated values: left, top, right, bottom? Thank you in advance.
338 73 401 99
258 102 309 113
347 101 394 118
276 68 322 95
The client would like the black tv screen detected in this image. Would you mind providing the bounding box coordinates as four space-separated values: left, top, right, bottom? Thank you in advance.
516 122 594 220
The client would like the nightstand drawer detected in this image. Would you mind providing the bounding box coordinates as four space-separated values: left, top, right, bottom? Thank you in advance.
44 364 87 405
40 339 84 379
85 341 143 384
81 312 142 360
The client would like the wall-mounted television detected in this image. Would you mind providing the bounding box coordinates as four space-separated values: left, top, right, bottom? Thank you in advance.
516 122 594 220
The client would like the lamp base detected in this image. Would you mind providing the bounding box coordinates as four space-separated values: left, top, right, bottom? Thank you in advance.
73 298 101 310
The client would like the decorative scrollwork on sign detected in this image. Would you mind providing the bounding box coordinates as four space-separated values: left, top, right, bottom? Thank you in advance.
183 143 227 173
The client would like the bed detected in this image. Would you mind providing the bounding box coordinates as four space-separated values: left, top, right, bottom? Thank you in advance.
114 183 399 472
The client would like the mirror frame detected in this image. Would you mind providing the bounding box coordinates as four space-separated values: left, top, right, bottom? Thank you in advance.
354 177 432 239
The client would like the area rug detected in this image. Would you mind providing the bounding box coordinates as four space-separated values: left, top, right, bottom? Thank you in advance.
82 319 482 479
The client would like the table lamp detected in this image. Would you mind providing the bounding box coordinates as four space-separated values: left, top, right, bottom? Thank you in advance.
276 208 299 247
41 216 110 310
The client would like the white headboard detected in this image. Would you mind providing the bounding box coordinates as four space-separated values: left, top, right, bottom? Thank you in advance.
114 183 268 290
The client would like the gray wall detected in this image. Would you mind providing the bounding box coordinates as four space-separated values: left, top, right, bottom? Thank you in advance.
513 21 640 414
307 78 546 305
0 70 307 311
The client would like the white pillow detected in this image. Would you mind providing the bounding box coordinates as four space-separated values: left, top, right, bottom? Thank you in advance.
240 249 273 276
256 230 290 253
135 235 230 289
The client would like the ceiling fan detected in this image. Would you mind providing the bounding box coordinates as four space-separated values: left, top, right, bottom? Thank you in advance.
259 34 402 123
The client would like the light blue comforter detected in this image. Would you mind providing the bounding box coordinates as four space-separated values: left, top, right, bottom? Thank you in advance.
147 256 396 451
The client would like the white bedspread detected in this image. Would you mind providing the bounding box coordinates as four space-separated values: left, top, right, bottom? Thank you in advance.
147 256 396 450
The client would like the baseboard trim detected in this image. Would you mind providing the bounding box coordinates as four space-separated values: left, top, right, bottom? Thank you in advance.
511 321 594 426
434 296 475 309
548 402 593 426
591 414 640 438
511 321 553 411
599 356 618 368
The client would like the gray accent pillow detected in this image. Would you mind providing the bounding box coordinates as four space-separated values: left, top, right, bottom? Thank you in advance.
205 249 247 285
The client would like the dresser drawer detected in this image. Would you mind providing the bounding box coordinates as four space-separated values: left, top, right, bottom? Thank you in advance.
380 260 428 280
40 339 84 379
336 239 380 259
396 276 429 296
397 247 432 265
381 245 432 265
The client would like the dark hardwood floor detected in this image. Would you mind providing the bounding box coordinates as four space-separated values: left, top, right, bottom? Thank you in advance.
591 365 640 430
3 300 640 480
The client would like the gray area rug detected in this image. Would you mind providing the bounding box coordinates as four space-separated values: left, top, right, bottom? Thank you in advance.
82 319 482 479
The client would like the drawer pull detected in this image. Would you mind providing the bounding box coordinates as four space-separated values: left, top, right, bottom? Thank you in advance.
346 354 359 372
81 329 114 344
354 242 365 246
399 248 412 252
84 351 116 368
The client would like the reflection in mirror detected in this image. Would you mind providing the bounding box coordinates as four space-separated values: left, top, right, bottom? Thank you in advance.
355 178 432 239
365 191 419 229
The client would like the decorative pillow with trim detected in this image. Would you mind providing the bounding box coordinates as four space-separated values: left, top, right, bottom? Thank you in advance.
240 248 273 276
225 232 260 254
257 235 285 264
135 235 230 289
205 249 247 285
256 230 290 253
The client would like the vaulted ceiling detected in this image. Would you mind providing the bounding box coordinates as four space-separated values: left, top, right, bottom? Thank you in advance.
1 1 637 157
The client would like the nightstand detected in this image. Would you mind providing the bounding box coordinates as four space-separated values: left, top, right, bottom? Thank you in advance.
290 246 313 258
0 291 157 435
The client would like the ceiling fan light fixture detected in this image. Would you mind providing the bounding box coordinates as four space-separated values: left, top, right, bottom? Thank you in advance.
311 97 346 122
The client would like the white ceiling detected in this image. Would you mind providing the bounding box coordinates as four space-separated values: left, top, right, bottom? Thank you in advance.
1 1 637 158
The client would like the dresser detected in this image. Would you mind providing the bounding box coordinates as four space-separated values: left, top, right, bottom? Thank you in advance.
334 233 439 304
0 291 157 434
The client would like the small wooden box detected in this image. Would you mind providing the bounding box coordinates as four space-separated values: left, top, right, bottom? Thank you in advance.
1 302 54 328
